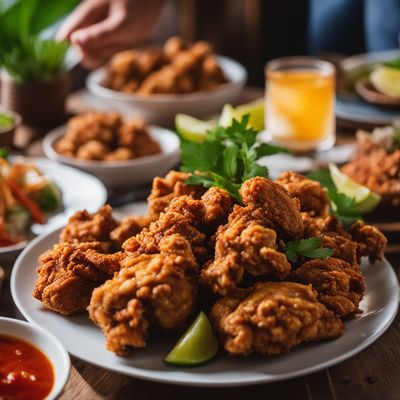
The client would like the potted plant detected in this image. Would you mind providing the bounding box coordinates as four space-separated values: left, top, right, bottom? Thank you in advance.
0 0 79 126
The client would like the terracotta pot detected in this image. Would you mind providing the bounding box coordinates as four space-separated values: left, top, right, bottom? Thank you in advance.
0 72 68 126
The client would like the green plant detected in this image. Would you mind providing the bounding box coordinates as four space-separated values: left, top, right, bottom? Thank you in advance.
0 0 79 83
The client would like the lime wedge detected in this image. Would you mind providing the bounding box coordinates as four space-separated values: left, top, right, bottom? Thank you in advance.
370 67 400 99
164 311 218 366
175 114 216 143
219 99 265 130
329 164 381 213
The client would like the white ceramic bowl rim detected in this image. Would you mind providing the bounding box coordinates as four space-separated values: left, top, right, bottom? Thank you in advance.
0 316 70 400
43 125 180 169
0 240 28 254
87 55 248 103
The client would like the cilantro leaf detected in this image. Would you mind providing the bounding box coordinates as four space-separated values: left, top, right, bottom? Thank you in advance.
180 115 288 202
384 58 400 69
284 237 334 263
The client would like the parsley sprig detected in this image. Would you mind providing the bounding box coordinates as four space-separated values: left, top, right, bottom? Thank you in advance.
180 115 288 202
307 169 361 226
284 237 334 263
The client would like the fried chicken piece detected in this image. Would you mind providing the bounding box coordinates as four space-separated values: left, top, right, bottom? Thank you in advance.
290 257 365 317
147 170 206 217
276 171 329 217
302 213 386 266
302 213 358 268
201 178 302 294
201 219 291 295
240 177 303 239
33 242 123 315
88 235 198 355
60 205 117 246
123 187 232 263
210 282 344 356
110 215 154 249
349 221 387 263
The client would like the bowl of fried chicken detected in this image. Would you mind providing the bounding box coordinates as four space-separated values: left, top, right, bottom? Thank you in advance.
43 111 180 188
86 37 247 125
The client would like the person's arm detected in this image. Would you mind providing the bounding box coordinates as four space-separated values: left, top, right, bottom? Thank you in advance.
58 0 165 69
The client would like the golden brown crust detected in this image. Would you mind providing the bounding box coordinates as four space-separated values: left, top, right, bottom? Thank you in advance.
210 282 344 356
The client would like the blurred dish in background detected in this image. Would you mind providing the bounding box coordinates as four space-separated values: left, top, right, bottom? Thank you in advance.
338 50 400 127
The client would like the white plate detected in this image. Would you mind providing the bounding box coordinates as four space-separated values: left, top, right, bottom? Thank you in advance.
0 316 70 400
86 55 247 126
0 157 107 263
43 125 180 188
338 50 400 125
11 227 399 387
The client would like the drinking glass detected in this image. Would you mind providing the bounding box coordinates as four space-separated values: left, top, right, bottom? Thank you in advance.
265 57 336 152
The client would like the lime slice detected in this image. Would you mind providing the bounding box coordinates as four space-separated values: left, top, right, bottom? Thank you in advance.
329 164 381 213
175 114 216 143
370 67 400 99
164 311 218 366
219 99 265 130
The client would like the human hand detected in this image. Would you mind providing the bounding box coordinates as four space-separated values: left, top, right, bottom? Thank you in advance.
58 0 164 69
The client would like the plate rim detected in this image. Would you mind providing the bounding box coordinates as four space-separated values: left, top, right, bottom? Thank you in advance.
10 227 400 387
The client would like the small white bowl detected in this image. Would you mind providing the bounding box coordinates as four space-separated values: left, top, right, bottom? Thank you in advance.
43 125 180 188
86 55 247 125
0 317 70 400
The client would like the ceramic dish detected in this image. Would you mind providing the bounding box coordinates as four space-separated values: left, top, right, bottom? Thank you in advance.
11 222 399 387
0 317 70 399
0 157 107 265
86 56 247 125
43 125 180 188
337 50 400 126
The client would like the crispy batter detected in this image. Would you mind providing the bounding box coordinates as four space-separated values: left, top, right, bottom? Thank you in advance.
341 130 400 207
124 188 232 263
290 258 365 317
276 171 329 217
60 205 117 246
55 112 160 162
33 242 123 315
147 170 206 217
88 235 198 355
210 282 344 356
240 177 303 239
349 221 387 263
201 177 302 295
104 37 227 95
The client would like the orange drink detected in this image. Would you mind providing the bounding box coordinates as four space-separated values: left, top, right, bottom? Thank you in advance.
265 58 335 151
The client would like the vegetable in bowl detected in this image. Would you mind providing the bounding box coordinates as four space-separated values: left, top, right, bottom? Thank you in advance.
0 150 63 247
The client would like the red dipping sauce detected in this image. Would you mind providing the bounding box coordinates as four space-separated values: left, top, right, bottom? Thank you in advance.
0 334 54 400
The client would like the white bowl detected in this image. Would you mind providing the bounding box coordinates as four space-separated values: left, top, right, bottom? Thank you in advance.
86 55 247 125
43 125 180 188
0 317 70 399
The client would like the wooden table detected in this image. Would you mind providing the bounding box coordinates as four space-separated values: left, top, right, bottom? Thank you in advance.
1 88 399 400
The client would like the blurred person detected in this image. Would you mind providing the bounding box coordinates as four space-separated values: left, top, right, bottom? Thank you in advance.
59 0 400 71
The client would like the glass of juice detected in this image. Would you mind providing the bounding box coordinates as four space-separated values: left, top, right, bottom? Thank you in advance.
265 57 336 152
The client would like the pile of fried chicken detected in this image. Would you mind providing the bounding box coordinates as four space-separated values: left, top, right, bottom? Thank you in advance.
104 37 227 95
342 127 400 207
33 171 386 357
55 112 161 162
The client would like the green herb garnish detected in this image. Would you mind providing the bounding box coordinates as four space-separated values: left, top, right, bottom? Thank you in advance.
180 115 288 202
0 113 14 129
384 58 400 70
0 148 9 159
307 169 361 226
284 237 334 263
